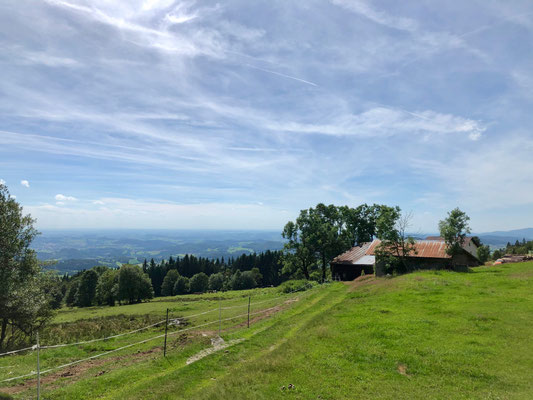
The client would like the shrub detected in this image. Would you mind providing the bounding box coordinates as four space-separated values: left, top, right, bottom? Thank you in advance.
278 279 316 294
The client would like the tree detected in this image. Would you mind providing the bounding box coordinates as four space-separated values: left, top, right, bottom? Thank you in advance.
492 249 503 260
208 272 225 291
229 270 257 290
0 183 53 350
438 208 471 262
161 269 180 296
282 203 387 282
282 219 315 280
95 269 118 306
340 204 382 245
189 272 209 293
117 265 154 304
250 267 263 286
241 271 257 289
476 245 491 264
65 279 79 307
174 276 190 295
374 208 417 274
76 269 99 307
42 272 65 310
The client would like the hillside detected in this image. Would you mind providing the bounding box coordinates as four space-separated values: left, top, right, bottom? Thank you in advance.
32 230 285 274
2 262 533 399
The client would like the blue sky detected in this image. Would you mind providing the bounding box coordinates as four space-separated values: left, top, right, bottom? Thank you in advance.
1 0 532 232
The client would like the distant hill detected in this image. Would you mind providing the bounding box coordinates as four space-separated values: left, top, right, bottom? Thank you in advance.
478 228 533 238
410 228 533 249
477 228 533 248
33 229 286 275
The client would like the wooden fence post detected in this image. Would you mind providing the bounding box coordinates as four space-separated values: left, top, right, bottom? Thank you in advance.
163 308 169 357
247 295 251 328
218 300 222 337
36 331 41 400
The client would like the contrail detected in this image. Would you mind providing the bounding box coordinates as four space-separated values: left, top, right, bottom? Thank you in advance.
244 64 318 87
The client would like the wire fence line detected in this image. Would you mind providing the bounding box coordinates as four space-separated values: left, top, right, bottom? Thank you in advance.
0 346 36 358
0 283 313 357
0 299 296 384
0 282 317 386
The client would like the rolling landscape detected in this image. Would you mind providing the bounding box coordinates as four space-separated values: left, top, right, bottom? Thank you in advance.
32 228 533 276
2 1 533 399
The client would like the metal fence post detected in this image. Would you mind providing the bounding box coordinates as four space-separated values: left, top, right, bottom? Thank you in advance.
36 331 41 400
163 308 169 357
247 295 251 328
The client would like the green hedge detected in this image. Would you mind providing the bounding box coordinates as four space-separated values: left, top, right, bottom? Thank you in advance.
278 279 316 293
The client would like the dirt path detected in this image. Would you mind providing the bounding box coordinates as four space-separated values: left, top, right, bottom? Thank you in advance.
186 337 245 365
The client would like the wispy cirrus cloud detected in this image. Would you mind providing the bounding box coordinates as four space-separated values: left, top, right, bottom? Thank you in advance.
1 0 533 231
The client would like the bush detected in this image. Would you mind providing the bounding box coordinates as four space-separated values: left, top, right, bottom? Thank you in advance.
174 276 190 295
278 279 315 294
189 272 209 293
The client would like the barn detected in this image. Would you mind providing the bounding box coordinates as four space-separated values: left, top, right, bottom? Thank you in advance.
331 237 481 280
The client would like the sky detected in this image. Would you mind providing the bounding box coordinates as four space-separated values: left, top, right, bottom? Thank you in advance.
1 0 532 232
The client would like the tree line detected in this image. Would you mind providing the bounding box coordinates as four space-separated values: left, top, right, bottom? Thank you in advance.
59 250 285 308
491 239 533 260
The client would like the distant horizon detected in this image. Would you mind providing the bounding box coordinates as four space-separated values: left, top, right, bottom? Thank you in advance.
35 226 533 236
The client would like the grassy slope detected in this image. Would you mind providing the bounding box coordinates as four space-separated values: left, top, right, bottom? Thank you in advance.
148 262 533 400
3 262 533 399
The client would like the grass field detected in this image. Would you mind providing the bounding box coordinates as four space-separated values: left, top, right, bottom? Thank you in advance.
1 262 533 399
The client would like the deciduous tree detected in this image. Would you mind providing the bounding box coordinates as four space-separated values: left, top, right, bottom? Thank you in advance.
0 183 53 350
438 208 471 261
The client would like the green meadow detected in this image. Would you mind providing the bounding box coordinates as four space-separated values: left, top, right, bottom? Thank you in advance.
2 262 533 399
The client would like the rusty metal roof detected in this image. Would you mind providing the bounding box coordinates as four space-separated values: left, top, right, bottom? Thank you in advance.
331 242 372 264
366 239 451 259
331 236 483 265
425 236 479 247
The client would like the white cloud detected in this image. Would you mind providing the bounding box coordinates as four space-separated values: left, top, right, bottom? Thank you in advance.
93 200 105 205
331 0 417 32
264 107 485 139
10 195 16 199
55 201 65 206
20 180 30 188
0 179 5 185
411 134 533 209
55 193 77 201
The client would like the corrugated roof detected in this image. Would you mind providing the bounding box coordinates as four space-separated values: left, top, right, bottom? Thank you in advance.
331 237 482 265
367 239 450 259
331 242 372 264
425 236 478 247
354 255 375 265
